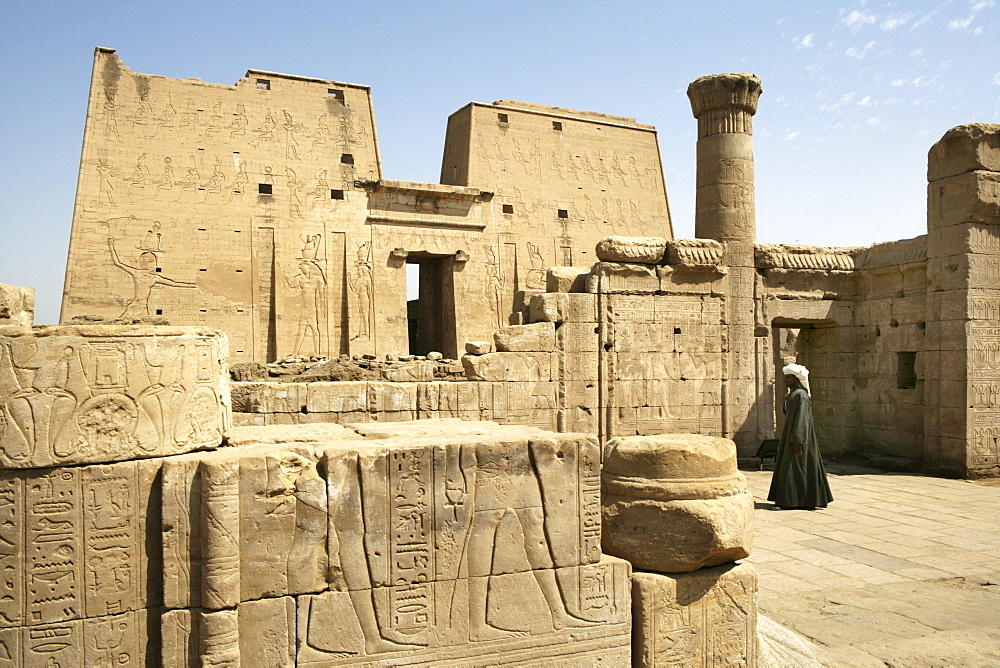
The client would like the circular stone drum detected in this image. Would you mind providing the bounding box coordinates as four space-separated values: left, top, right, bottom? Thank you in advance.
601 434 754 573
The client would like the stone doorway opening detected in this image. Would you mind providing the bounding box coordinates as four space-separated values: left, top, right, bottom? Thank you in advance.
406 254 457 357
771 320 846 454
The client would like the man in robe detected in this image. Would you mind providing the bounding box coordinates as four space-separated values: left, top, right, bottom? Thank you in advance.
768 363 834 510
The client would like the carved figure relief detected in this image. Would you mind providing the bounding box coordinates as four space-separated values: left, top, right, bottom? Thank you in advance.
484 246 504 331
254 110 276 146
124 154 149 198
287 168 304 218
107 230 196 318
285 260 328 357
102 91 120 143
283 111 302 160
525 242 546 290
230 104 248 138
96 158 117 207
349 242 374 342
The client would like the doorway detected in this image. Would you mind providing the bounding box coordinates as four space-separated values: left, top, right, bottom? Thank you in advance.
406 254 457 357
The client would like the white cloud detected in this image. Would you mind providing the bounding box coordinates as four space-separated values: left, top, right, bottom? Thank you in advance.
880 12 916 30
841 8 879 32
891 78 906 86
993 72 1000 85
866 115 884 127
840 92 856 105
857 95 874 107
785 129 800 140
910 48 924 57
793 33 817 49
845 41 877 59
949 0 994 32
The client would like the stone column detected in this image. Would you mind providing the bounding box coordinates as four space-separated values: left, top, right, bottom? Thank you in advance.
688 73 762 454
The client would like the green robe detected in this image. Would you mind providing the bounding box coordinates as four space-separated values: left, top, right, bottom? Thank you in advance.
767 388 833 509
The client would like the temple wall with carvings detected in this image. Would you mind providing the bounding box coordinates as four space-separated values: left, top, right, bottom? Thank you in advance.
61 49 673 365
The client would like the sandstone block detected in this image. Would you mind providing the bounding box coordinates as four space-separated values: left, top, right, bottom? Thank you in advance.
929 170 1000 228
928 123 1000 182
596 236 667 264
382 361 436 382
462 352 553 382
465 340 493 355
632 563 759 667
601 434 753 573
305 381 368 414
528 292 598 323
0 284 33 328
0 325 230 468
546 266 590 293
587 262 660 293
494 322 556 352
296 555 631 665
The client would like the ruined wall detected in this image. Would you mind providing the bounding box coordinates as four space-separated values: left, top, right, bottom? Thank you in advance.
925 124 1000 475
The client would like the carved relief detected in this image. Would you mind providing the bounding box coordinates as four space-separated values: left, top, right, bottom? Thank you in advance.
0 328 228 469
107 223 197 318
348 242 375 344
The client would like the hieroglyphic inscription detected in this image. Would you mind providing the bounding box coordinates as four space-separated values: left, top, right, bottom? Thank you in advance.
23 620 82 667
579 446 602 564
971 326 1000 380
972 412 1000 466
971 298 1000 322
84 611 139 667
0 476 22 628
388 448 434 640
83 463 138 618
26 469 82 625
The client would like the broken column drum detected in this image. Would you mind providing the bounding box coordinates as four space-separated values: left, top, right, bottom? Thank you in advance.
601 433 754 573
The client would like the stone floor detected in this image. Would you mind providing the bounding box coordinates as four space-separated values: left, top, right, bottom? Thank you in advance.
743 464 1000 667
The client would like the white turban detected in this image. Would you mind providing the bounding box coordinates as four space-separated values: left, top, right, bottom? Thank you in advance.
782 363 811 396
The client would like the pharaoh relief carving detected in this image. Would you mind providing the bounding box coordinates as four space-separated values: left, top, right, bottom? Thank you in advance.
284 235 328 357
348 242 375 343
0 327 228 469
483 246 505 333
105 219 197 318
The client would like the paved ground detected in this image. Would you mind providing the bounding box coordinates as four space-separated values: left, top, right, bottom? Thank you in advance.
743 464 1000 667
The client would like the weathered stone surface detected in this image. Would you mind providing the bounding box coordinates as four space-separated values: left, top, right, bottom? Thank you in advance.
632 563 758 667
587 262 660 293
602 434 753 572
0 284 33 328
296 556 631 665
666 238 725 268
462 352 553 382
226 421 362 446
546 266 590 293
464 340 492 355
528 292 598 323
596 237 667 264
928 123 1000 182
493 322 556 352
0 325 230 469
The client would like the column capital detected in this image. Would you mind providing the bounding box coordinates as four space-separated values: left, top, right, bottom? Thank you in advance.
687 73 762 118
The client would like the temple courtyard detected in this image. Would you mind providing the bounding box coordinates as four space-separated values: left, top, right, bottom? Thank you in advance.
745 464 1000 666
